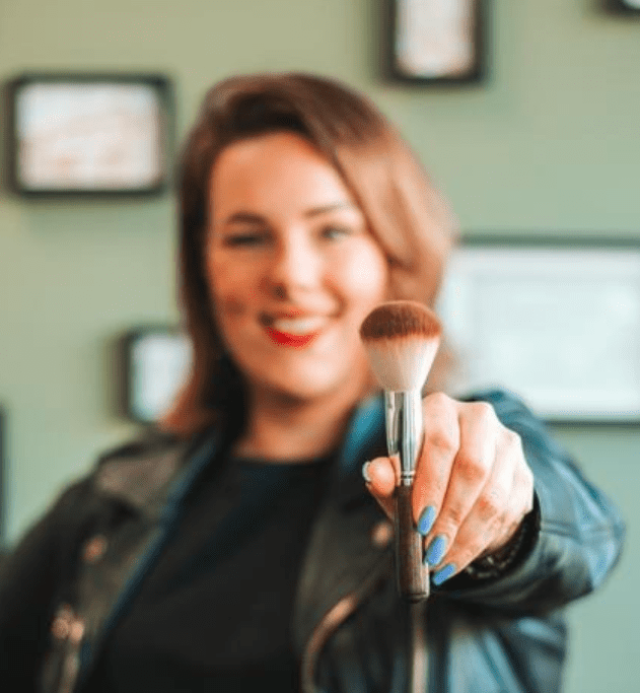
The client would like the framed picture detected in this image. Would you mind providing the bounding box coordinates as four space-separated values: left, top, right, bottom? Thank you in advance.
387 0 487 83
122 328 192 424
6 73 173 196
0 408 5 552
608 0 640 14
436 237 640 423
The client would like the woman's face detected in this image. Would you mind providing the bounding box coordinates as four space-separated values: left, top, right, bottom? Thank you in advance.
206 131 389 405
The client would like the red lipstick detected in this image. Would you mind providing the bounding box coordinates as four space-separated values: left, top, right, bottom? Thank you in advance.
265 327 317 348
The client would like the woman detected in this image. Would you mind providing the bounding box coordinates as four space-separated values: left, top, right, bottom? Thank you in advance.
0 73 625 693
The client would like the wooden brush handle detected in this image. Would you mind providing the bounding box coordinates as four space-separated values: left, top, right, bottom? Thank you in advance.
394 484 429 601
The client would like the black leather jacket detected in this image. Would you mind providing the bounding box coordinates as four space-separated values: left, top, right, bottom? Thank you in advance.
0 390 625 693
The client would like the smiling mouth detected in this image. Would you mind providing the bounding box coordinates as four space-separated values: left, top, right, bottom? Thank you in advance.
265 328 318 348
261 314 329 348
267 315 328 334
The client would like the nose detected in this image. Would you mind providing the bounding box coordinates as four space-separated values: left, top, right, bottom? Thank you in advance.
265 232 322 298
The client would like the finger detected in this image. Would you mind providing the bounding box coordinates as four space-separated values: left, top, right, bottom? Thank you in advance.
421 401 499 569
363 456 398 520
440 447 516 577
484 433 534 551
411 393 460 534
431 428 533 583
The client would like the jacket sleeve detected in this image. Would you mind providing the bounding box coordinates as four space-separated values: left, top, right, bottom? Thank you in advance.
0 478 92 693
439 389 626 614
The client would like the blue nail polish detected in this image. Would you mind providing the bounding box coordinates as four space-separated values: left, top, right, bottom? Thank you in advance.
417 506 436 536
432 563 456 586
425 535 447 567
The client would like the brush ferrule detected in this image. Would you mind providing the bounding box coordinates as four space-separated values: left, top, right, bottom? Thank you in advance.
384 389 423 487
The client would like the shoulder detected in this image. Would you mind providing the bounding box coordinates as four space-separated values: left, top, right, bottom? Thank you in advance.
91 428 202 512
96 428 182 465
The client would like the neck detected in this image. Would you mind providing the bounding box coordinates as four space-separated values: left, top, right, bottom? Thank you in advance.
234 382 373 462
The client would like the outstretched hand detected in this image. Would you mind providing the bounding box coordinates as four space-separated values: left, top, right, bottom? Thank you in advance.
364 393 535 585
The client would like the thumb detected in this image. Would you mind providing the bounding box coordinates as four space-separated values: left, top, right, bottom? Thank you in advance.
363 456 398 520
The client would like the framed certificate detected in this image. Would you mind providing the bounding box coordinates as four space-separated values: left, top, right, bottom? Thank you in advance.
7 73 173 196
388 0 487 83
437 238 640 422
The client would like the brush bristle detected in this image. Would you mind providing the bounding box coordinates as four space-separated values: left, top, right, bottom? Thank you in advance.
359 301 441 392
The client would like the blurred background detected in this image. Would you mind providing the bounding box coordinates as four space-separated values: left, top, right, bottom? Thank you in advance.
0 0 638 690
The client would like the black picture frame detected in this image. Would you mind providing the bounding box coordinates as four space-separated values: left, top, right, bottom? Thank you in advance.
5 72 173 197
386 0 487 84
0 408 5 552
437 236 640 424
121 327 192 424
607 0 640 14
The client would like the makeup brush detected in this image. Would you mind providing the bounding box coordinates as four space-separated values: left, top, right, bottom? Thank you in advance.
360 300 442 601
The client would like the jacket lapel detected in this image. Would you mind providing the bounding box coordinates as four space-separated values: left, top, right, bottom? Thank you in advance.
292 396 393 665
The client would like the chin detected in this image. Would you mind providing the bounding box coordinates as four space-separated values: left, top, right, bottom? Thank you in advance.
237 341 372 405
251 363 359 404
265 377 344 403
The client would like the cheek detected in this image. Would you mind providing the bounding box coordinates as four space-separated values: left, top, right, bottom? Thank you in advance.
217 294 245 317
206 258 254 338
209 286 252 356
339 247 389 308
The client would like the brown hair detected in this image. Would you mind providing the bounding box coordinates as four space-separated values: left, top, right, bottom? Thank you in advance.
163 72 458 437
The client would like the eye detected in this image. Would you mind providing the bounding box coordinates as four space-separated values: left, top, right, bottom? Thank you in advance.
321 225 352 241
223 229 270 247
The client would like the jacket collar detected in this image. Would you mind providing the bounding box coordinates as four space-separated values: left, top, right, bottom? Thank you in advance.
94 395 387 521
331 394 387 507
292 395 393 661
93 430 221 521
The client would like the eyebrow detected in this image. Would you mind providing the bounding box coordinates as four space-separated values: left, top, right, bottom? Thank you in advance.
220 202 357 226
304 202 356 217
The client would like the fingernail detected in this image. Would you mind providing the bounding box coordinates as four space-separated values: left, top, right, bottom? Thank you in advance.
417 506 436 536
362 461 372 483
432 563 456 586
425 535 447 567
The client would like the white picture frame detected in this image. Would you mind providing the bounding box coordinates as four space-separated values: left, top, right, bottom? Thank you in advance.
437 239 640 422
389 0 486 83
124 329 192 424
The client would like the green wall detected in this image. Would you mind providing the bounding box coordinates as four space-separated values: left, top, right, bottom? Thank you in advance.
0 0 638 690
